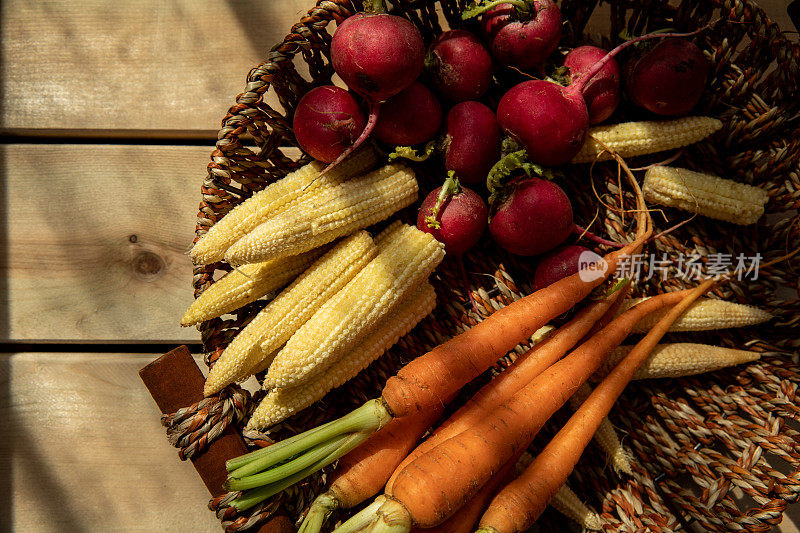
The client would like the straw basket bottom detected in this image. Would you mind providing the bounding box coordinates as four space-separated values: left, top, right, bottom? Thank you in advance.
189 0 800 530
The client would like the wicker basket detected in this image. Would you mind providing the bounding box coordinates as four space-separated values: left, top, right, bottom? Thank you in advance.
187 1 800 531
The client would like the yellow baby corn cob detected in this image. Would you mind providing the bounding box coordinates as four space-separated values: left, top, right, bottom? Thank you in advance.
189 146 378 265
264 224 445 389
618 297 772 334
595 343 761 380
569 383 633 476
643 165 769 225
246 281 436 430
550 484 603 531
180 248 325 327
514 454 603 530
571 116 723 164
224 163 418 266
246 222 407 377
202 231 378 397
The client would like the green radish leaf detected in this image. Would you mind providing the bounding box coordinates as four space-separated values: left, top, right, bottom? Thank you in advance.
487 149 558 206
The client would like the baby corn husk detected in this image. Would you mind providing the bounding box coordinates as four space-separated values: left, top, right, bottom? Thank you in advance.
180 248 325 327
643 165 769 225
224 163 418 266
595 343 761 380
202 231 378 397
246 281 436 430
550 484 603 531
189 145 378 265
515 454 603 530
617 297 772 334
569 383 633 476
264 224 444 389
571 116 722 164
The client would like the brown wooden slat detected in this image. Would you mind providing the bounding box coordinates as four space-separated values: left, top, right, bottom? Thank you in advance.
0 0 312 136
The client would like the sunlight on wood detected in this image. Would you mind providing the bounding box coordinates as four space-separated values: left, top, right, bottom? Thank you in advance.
1 352 220 532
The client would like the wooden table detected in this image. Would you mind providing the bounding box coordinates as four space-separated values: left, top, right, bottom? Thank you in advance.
1 1 796 531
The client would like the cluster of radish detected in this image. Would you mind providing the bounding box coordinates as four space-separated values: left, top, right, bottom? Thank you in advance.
292 0 709 287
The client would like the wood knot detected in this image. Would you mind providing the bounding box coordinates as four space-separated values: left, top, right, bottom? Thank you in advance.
133 250 165 280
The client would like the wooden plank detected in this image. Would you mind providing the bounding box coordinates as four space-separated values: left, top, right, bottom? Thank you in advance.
0 0 312 136
3 1 793 138
1 143 303 343
1 144 203 343
0 351 222 532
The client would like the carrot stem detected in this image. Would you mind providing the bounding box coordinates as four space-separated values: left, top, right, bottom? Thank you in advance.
227 434 351 491
333 496 386 533
230 436 358 512
366 498 413 533
227 399 390 483
298 491 339 533
226 418 339 472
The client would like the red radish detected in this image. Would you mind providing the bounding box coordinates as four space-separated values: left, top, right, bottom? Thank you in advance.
319 2 425 173
444 101 502 184
478 0 562 70
624 38 710 116
564 45 621 124
418 174 488 255
497 80 588 166
489 177 573 256
292 86 367 163
374 82 443 146
427 30 493 101
496 29 708 166
533 245 592 290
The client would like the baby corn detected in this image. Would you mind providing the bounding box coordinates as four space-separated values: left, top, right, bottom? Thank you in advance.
643 165 769 225
189 146 377 265
550 484 603 531
571 116 722 164
264 224 445 389
180 248 324 326
202 231 377 396
569 383 633 476
246 281 436 430
618 297 772 334
224 163 418 266
596 343 761 380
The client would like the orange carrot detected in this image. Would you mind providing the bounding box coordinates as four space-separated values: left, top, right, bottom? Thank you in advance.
476 278 718 533
225 162 652 512
371 288 687 530
411 453 521 533
384 282 629 494
381 240 645 420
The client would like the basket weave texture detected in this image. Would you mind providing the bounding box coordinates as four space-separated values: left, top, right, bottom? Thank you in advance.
188 1 800 531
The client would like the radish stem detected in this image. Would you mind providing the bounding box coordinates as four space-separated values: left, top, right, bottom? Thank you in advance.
424 172 461 229
572 224 625 248
310 101 382 188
